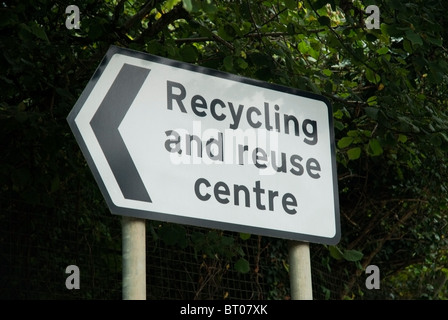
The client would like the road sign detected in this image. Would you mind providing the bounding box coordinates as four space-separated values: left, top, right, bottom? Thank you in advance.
67 45 340 245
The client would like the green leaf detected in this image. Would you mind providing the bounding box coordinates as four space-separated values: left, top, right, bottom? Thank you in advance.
337 136 354 149
365 69 381 84
347 147 361 160
236 57 248 69
235 258 250 273
223 55 234 71
218 24 236 41
201 0 217 14
439 132 448 143
347 130 359 137
365 107 379 119
322 68 332 77
239 233 251 240
405 29 423 46
367 96 377 106
343 249 363 262
182 0 193 12
179 44 198 63
298 41 309 54
376 47 388 55
368 138 383 156
30 22 49 43
333 109 345 120
334 120 345 131
426 36 443 47
398 134 408 143
403 39 413 53
306 77 321 94
329 246 344 260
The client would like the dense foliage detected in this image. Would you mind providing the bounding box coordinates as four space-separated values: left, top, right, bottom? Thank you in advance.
1 0 447 299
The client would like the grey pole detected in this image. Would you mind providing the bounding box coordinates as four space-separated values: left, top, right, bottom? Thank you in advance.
122 216 146 300
289 241 313 300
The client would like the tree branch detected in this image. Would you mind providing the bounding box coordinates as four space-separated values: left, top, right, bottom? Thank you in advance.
341 204 420 299
124 0 161 31
174 31 326 45
134 2 189 42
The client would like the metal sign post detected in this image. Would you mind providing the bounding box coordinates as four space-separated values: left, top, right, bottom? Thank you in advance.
289 241 313 300
122 216 146 300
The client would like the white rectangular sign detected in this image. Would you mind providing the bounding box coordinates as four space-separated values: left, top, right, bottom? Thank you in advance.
67 45 340 244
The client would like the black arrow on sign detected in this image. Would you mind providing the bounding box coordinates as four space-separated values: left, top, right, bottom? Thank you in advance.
90 63 152 203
